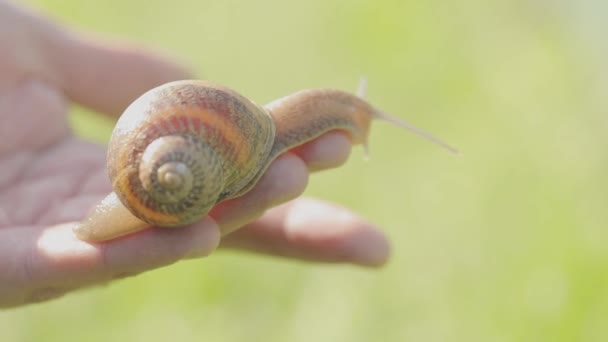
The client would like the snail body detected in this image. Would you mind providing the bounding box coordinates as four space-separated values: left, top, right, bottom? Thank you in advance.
75 80 457 242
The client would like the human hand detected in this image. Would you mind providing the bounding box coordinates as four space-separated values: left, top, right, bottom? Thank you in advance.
0 1 390 308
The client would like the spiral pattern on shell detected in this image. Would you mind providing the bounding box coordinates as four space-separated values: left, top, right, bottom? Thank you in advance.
134 134 223 225
107 81 275 227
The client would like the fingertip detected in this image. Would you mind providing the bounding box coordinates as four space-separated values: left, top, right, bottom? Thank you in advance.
344 225 391 267
284 198 390 267
263 153 310 205
291 132 352 172
184 217 221 258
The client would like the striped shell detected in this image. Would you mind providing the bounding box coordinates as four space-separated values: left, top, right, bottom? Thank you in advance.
107 81 275 227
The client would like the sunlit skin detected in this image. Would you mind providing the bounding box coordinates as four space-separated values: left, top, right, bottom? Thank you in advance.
0 1 389 308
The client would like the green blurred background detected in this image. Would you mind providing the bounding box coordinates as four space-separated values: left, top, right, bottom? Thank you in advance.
2 0 608 341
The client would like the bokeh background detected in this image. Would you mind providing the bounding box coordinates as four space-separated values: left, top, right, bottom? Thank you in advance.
2 0 608 341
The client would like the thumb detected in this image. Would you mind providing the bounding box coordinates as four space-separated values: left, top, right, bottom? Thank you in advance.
38 10 193 115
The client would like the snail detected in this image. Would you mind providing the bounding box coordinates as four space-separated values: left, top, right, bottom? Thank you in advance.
74 79 457 242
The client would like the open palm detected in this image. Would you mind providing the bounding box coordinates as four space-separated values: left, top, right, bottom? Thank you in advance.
0 1 389 308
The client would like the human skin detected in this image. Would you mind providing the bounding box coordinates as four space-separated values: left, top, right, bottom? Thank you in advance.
0 1 389 308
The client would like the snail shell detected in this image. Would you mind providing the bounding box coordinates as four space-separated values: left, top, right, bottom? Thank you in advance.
108 81 275 227
75 80 457 242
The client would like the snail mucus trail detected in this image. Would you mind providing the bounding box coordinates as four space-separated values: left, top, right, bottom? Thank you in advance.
74 79 458 242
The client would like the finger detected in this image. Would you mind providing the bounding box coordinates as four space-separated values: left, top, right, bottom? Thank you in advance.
42 21 192 116
0 219 219 308
288 131 353 172
220 198 390 267
209 153 309 235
